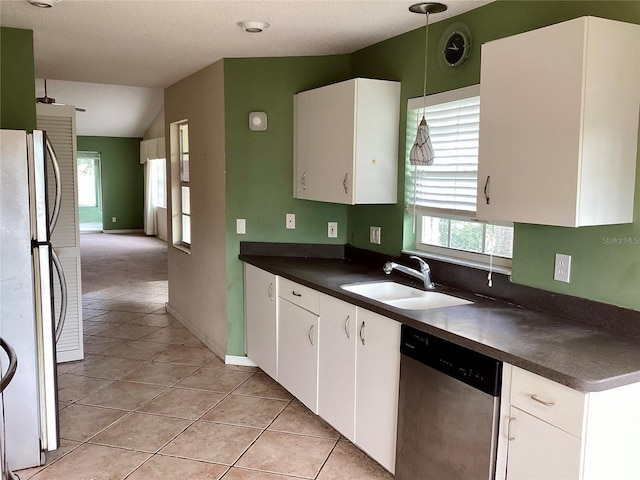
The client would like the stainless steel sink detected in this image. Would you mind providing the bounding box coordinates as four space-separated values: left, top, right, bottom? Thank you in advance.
340 281 471 310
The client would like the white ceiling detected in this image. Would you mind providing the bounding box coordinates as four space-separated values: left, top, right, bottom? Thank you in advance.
1 0 493 137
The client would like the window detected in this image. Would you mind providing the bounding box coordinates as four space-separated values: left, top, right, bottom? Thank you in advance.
151 159 166 209
179 123 191 245
171 120 190 249
407 85 513 267
77 152 100 207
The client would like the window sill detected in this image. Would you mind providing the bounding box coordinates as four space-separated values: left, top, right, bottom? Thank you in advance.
172 243 191 255
402 248 512 276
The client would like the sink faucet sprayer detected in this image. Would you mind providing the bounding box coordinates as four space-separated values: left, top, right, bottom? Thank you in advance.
383 256 435 290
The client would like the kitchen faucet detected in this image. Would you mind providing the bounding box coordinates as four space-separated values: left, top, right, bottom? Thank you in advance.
383 255 435 290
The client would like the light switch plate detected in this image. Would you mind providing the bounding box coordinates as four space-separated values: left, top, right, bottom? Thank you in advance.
554 253 571 283
236 219 246 234
370 226 381 244
328 222 338 238
286 213 296 229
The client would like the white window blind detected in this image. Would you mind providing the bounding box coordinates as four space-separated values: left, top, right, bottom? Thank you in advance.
407 85 480 216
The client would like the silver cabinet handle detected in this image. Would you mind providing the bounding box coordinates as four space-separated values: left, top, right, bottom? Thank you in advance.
301 172 306 190
359 321 365 346
483 175 490 205
292 291 302 297
343 173 348 194
267 283 273 301
530 394 556 407
344 315 350 339
508 416 516 441
308 324 314 346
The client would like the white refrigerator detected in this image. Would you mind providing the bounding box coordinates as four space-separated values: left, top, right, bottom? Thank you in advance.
0 129 64 470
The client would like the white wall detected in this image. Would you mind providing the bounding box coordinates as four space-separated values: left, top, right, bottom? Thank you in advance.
164 60 227 358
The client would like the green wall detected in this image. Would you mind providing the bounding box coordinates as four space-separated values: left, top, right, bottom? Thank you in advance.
348 1 640 310
0 27 36 131
223 55 352 355
77 137 144 231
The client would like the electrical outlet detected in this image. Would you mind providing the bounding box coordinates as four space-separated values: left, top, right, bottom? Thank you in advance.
286 213 296 229
112 216 117 223
370 226 381 245
554 253 571 283
236 219 246 234
328 222 338 238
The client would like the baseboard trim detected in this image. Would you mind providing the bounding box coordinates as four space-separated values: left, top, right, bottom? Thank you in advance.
102 229 145 234
225 355 257 367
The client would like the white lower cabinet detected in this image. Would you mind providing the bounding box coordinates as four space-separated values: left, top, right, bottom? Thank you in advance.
277 279 320 414
504 366 640 480
354 308 401 474
318 294 357 441
244 264 277 380
263 272 400 473
507 406 581 480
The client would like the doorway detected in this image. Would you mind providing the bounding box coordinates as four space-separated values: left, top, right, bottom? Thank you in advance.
77 151 103 232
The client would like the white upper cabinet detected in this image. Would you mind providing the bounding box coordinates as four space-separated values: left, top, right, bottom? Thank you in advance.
477 17 640 227
294 78 401 205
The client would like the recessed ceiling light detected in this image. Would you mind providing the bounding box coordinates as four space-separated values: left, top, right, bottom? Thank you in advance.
237 21 270 33
28 0 60 8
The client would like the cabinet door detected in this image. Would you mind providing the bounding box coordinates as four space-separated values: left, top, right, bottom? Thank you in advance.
318 294 357 441
477 18 640 227
355 309 401 474
476 21 584 226
244 264 277 380
294 80 356 204
278 298 319 413
506 407 581 480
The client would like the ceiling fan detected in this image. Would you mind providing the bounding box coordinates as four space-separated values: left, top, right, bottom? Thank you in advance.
36 79 86 112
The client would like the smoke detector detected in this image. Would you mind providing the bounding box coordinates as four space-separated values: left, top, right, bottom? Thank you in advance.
237 21 270 33
28 0 61 7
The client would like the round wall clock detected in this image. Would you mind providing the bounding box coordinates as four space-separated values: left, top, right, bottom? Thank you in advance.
439 23 472 68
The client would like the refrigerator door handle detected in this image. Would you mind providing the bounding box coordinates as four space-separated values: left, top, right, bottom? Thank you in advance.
44 134 62 234
0 337 18 394
51 249 67 343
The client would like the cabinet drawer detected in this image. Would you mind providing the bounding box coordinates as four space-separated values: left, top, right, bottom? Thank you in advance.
278 278 319 314
511 367 585 437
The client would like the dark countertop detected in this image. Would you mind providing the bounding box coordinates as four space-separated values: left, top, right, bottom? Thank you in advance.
241 255 640 393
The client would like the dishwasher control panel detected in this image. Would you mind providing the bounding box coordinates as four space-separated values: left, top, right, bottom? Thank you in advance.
401 325 502 396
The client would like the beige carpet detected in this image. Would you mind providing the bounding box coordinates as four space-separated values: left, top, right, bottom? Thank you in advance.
80 233 168 293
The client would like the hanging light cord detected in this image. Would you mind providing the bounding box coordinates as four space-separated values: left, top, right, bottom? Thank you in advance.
413 11 430 234
422 11 430 114
487 223 495 287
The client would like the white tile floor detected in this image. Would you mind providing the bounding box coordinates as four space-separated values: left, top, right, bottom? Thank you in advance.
16 279 394 479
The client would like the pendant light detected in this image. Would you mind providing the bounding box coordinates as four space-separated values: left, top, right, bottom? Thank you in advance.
409 2 447 166
408 2 447 233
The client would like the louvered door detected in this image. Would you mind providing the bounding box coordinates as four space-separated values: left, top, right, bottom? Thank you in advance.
37 104 84 363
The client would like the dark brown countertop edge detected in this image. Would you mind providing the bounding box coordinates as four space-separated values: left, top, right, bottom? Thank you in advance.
239 243 640 393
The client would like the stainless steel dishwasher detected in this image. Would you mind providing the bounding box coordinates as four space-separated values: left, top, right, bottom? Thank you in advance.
395 325 502 480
